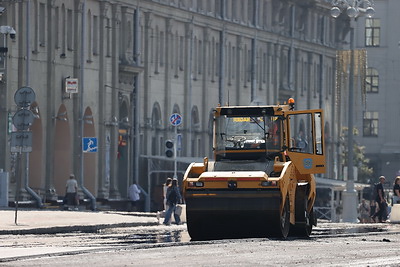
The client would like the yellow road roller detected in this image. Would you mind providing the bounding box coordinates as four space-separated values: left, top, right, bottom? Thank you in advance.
182 99 325 240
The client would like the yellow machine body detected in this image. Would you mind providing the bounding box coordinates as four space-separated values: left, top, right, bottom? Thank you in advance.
183 103 325 240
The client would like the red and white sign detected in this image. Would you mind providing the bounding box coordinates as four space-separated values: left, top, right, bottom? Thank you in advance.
65 78 79 94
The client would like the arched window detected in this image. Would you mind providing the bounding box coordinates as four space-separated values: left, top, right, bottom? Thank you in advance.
151 102 162 130
172 104 181 115
191 106 200 132
151 102 162 155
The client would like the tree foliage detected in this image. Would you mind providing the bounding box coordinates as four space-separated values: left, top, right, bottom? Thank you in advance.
341 127 374 184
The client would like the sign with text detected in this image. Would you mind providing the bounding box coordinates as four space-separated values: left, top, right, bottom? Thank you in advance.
65 78 79 94
11 132 32 153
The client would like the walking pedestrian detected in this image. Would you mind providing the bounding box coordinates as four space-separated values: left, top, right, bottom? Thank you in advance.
372 176 387 223
163 177 172 211
65 174 79 210
163 178 182 225
393 176 400 205
128 182 141 211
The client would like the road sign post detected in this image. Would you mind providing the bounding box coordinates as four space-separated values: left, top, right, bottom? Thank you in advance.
169 113 182 179
12 86 39 221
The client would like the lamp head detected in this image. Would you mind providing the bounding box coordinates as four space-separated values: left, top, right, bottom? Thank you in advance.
365 6 375 18
330 6 341 18
9 28 16 39
346 6 359 18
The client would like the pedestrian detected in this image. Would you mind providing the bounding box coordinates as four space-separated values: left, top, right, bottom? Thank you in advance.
65 174 78 210
371 176 387 223
128 182 141 211
358 199 370 223
393 176 400 205
163 178 182 225
163 177 172 211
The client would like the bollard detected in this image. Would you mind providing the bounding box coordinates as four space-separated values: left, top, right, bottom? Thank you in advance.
0 171 9 207
390 204 400 223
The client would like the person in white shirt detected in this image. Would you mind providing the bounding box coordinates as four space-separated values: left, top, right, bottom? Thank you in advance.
65 174 78 208
128 182 141 211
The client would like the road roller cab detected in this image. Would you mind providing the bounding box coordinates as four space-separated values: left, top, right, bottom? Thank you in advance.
183 100 325 240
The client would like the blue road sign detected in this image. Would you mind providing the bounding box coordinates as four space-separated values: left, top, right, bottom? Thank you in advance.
169 113 182 126
83 137 98 153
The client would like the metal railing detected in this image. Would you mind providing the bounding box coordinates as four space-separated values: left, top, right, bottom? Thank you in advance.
314 207 332 220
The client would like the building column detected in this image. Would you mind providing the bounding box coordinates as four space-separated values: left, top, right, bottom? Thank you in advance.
109 3 121 199
97 1 109 199
164 18 173 137
44 0 57 200
273 43 280 102
200 28 210 157
235 36 243 105
142 12 152 161
184 20 193 157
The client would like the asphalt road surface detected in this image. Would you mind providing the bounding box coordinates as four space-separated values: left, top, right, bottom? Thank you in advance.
1 222 400 266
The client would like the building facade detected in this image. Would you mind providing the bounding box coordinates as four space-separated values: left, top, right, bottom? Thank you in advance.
349 0 400 186
0 0 346 210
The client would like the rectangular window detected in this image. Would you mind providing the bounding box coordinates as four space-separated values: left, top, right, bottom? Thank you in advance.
363 111 378 137
93 16 99 55
179 36 184 71
215 0 222 18
154 30 159 73
286 110 326 174
366 68 379 93
198 40 202 75
365 18 380 47
87 14 92 61
171 34 175 70
106 18 111 57
193 38 198 78
216 42 220 77
39 3 46 47
232 47 236 80
62 7 66 54
288 113 314 154
67 9 73 50
159 31 164 67
314 112 323 155
246 49 251 83
55 7 59 49
262 52 266 83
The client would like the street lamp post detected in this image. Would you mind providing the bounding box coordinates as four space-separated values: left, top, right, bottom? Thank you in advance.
0 25 16 171
330 0 375 222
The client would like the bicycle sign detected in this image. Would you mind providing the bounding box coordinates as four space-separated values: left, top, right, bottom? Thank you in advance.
169 113 182 127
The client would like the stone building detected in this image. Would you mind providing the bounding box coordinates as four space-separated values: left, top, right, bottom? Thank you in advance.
0 0 345 211
348 0 400 185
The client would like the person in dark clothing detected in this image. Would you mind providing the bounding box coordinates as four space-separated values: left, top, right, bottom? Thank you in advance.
163 178 182 225
393 176 400 205
372 176 387 222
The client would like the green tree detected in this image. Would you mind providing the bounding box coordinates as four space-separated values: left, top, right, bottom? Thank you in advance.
341 127 374 184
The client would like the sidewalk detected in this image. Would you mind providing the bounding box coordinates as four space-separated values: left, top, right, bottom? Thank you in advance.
0 209 160 235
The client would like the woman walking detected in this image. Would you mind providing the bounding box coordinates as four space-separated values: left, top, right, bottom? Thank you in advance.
163 178 182 225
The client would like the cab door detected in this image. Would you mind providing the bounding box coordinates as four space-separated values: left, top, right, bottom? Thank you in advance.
285 109 325 174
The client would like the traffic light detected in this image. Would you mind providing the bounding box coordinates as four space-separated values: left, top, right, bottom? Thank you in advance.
165 140 174 158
